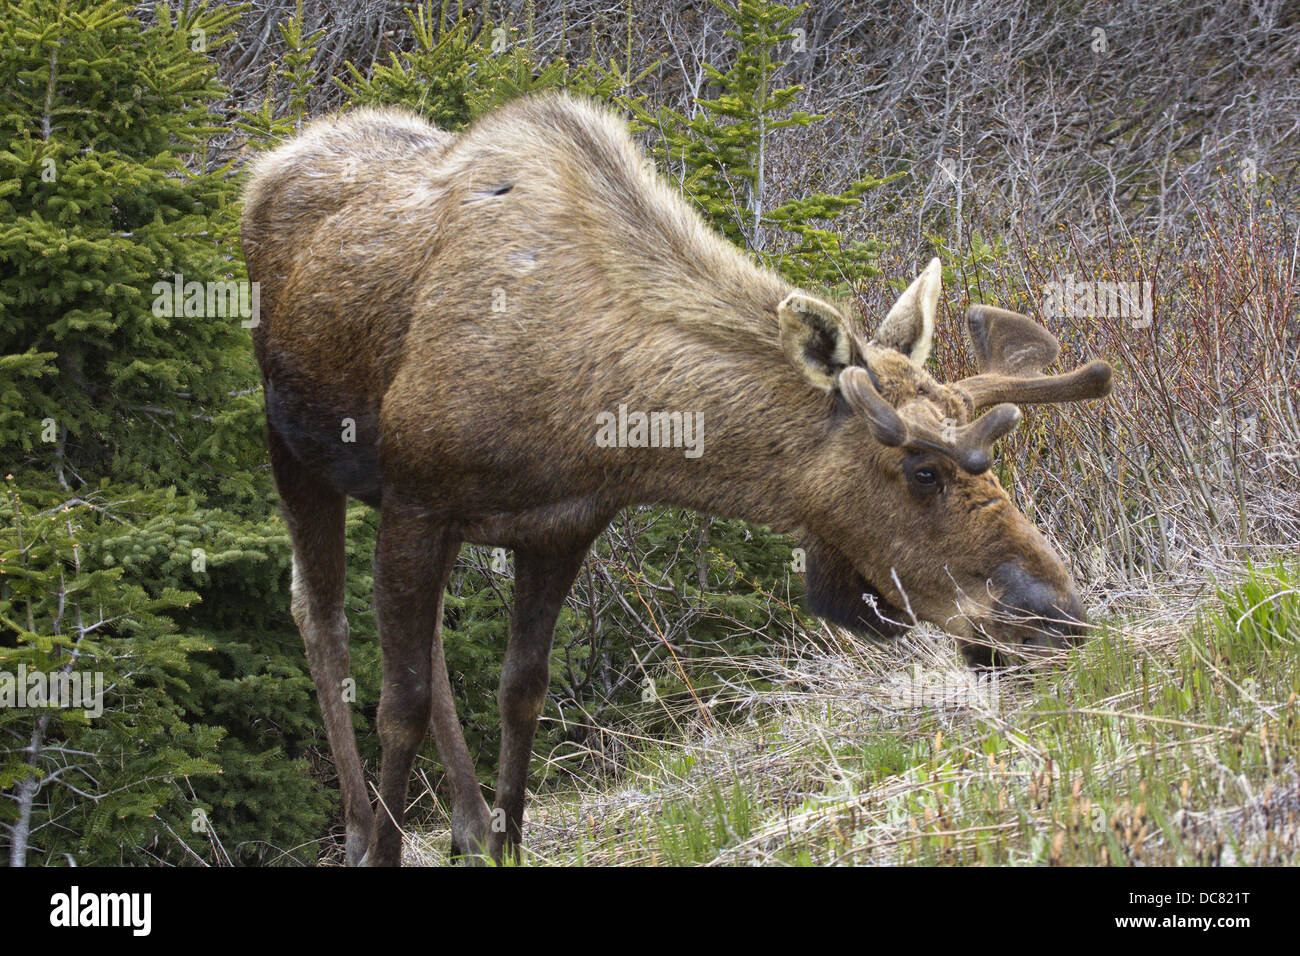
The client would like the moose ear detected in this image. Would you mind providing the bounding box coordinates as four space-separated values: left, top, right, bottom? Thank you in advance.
872 257 942 365
778 292 852 391
966 305 1060 375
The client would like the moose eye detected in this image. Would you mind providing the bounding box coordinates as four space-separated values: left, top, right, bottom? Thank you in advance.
912 467 938 487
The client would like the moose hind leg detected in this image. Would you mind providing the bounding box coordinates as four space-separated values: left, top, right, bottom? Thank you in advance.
269 425 372 866
490 546 590 861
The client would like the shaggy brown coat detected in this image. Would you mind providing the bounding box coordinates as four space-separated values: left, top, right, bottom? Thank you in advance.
242 93 1111 865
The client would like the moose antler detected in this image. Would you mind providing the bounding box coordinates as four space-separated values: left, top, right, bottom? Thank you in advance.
955 306 1113 410
839 305 1112 474
839 366 1022 474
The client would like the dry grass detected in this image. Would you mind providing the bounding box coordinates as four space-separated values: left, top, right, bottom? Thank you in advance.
398 558 1298 866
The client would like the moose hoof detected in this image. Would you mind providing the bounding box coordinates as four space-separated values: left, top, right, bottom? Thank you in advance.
345 830 369 867
449 805 493 864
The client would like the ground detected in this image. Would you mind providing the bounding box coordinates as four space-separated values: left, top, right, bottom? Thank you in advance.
405 561 1300 866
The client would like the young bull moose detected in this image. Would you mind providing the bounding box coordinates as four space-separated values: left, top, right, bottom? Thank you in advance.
241 93 1112 866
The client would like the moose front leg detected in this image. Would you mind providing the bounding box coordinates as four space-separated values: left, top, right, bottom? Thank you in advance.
489 545 591 862
366 505 485 866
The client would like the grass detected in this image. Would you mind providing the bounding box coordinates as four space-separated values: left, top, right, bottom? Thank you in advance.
407 561 1299 865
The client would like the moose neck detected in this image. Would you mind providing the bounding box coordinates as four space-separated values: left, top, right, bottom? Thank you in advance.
600 257 835 537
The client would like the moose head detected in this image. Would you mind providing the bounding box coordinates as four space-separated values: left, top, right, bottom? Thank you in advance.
780 259 1112 665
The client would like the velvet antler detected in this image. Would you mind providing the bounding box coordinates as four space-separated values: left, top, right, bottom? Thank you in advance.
955 306 1113 410
840 366 1023 474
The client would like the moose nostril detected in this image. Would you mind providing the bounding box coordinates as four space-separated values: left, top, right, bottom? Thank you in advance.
993 563 1087 639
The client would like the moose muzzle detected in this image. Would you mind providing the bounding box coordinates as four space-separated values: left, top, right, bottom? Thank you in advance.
961 561 1088 665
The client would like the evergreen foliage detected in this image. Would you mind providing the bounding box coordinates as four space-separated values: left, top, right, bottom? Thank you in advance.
623 0 898 289
0 0 328 865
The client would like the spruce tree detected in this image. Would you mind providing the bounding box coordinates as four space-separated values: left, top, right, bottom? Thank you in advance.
334 0 630 132
625 0 896 289
0 0 255 489
0 0 331 865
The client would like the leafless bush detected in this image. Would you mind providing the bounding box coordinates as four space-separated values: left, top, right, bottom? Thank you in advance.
859 181 1300 605
205 1 1300 240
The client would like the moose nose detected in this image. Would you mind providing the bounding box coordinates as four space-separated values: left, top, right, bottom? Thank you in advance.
992 562 1087 648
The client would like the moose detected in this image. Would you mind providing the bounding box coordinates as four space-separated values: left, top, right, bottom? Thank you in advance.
241 93 1112 866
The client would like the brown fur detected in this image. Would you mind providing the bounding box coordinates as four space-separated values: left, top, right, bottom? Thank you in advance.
241 93 1110 865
